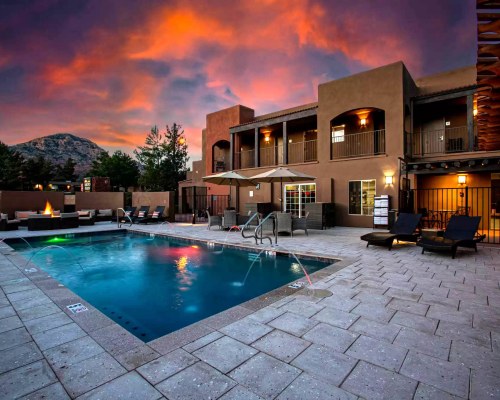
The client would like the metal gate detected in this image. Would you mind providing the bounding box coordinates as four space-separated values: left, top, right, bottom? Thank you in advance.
399 186 499 244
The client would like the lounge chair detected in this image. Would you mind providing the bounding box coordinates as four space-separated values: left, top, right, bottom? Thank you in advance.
78 209 95 226
276 212 293 236
360 213 422 250
118 206 136 224
0 213 20 231
96 209 114 222
137 206 165 224
132 206 150 223
417 215 482 259
292 212 309 236
207 209 222 230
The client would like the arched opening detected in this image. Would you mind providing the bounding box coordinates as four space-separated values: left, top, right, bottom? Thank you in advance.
330 107 385 159
212 140 230 172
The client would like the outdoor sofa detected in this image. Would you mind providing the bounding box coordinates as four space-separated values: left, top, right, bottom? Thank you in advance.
0 213 20 231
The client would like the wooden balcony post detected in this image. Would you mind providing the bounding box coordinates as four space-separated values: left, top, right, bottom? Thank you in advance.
230 132 234 170
467 94 474 151
283 121 288 165
254 127 259 167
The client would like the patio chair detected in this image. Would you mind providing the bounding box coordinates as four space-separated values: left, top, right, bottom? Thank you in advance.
207 209 222 230
222 209 237 229
132 206 150 223
96 209 114 222
77 210 95 226
417 215 482 259
276 212 293 236
360 213 422 250
0 213 20 231
27 214 53 231
137 206 165 224
292 212 309 236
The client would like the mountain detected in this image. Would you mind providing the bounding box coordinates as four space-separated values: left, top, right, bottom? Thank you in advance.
9 133 106 179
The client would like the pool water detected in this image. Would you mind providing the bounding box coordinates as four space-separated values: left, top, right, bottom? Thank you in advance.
10 232 332 341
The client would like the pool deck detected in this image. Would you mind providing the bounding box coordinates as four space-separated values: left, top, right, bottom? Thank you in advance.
0 222 499 399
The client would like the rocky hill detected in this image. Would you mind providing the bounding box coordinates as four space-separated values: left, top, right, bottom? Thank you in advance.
10 133 106 179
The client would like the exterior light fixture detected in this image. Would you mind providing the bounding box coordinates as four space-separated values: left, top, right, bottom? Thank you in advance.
473 108 478 117
385 175 393 185
468 160 476 167
457 174 467 185
481 159 489 166
360 118 367 128
264 135 271 143
440 162 448 169
454 161 461 168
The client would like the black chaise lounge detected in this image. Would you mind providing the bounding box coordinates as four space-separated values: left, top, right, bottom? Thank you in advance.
360 213 422 250
119 206 136 224
417 215 483 259
133 206 150 223
137 206 165 224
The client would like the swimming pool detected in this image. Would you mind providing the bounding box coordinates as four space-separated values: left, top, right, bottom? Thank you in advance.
9 232 334 341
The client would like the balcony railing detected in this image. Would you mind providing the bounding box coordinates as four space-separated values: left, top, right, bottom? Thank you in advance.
331 129 385 159
213 160 228 172
288 140 317 163
234 149 255 169
408 125 475 157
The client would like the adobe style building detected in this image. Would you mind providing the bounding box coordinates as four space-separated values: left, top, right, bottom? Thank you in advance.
179 60 500 242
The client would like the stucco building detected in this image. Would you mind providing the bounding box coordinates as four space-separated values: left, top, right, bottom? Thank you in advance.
179 61 500 242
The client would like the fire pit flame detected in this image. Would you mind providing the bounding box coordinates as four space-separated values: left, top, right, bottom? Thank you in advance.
43 201 54 217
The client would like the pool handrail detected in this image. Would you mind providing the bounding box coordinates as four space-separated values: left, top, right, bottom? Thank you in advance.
254 212 275 245
241 212 260 240
117 208 133 228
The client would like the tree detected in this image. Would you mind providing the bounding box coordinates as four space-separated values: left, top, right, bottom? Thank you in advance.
89 151 140 191
0 141 24 190
54 158 77 181
21 156 54 190
134 123 189 191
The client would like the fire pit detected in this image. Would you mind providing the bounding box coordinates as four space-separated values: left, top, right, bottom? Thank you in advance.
27 201 79 231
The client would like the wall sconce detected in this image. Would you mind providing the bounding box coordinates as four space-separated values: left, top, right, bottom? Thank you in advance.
473 108 478 117
264 135 271 143
457 174 467 185
385 175 393 185
360 118 367 128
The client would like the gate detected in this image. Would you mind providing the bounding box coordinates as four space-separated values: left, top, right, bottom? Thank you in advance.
399 186 499 244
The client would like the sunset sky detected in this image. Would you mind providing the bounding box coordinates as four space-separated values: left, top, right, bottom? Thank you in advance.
0 0 476 163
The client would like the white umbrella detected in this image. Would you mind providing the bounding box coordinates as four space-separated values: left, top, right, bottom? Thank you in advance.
202 171 257 208
249 167 315 211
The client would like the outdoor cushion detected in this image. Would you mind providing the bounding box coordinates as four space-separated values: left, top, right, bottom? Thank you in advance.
138 211 146 217
152 211 160 217
78 211 90 217
15 211 37 219
1 213 7 220
98 209 112 216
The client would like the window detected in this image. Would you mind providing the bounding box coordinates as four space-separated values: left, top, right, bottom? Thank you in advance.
349 180 375 215
285 183 316 216
331 125 345 143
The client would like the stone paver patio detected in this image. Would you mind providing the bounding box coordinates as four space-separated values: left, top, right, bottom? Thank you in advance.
0 222 499 399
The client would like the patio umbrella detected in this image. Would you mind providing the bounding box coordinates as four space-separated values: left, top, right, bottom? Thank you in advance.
202 171 257 209
249 167 315 211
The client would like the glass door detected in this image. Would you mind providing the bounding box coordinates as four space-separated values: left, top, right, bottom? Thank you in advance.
284 183 316 216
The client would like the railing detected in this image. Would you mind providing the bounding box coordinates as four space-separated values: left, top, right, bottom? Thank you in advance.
331 129 385 159
259 145 284 167
234 149 255 169
213 160 227 172
181 194 229 217
288 140 317 163
254 212 275 245
408 125 476 157
399 186 499 244
116 208 133 228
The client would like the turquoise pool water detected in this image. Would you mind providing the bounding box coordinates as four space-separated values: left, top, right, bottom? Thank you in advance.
9 232 332 341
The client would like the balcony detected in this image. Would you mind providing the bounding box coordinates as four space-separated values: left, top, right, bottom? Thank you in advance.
407 125 477 158
288 140 317 163
331 129 385 159
234 149 255 169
